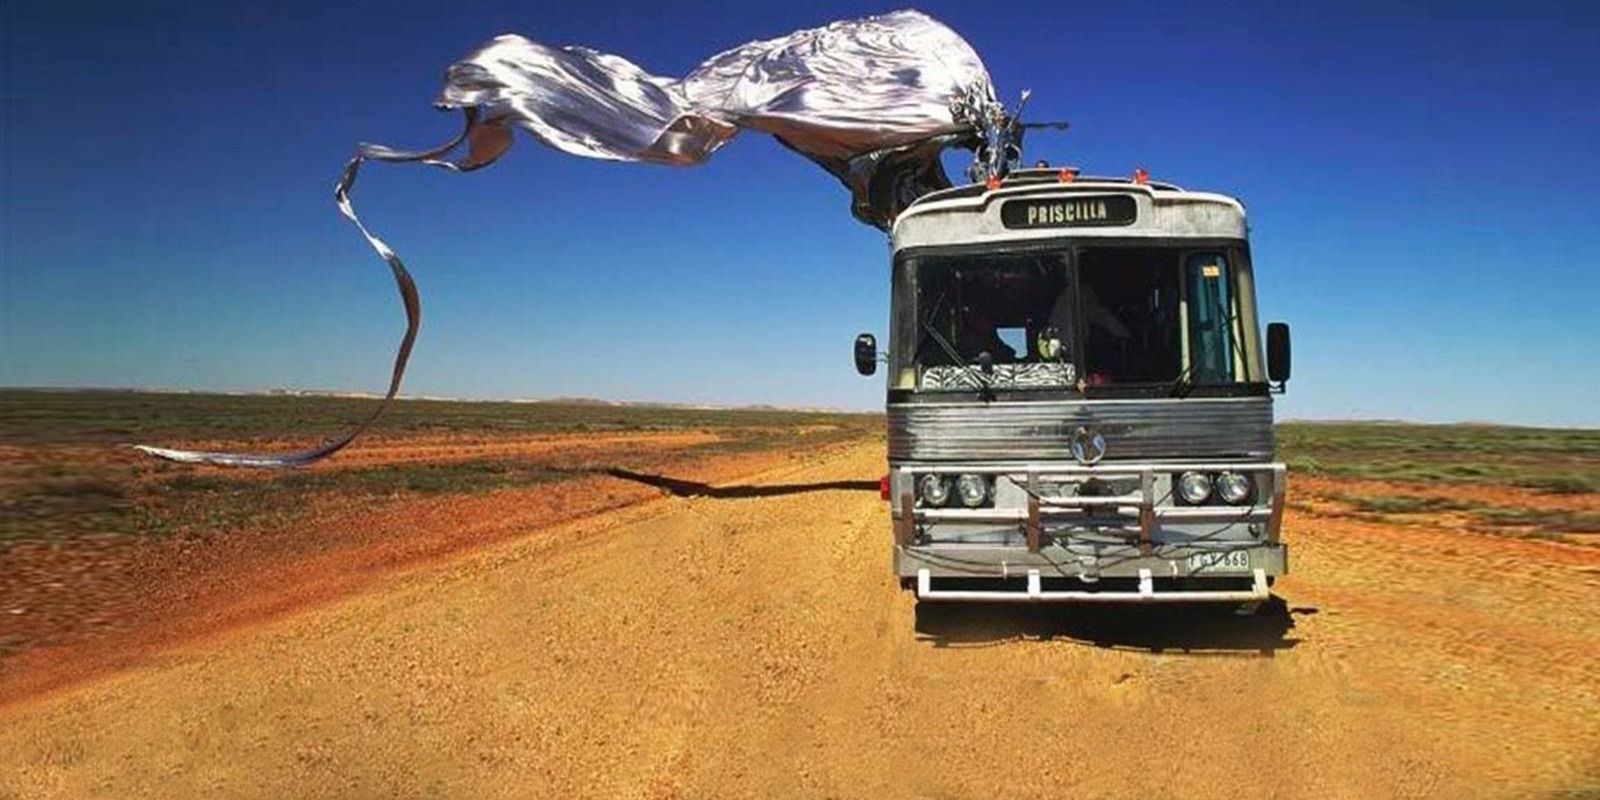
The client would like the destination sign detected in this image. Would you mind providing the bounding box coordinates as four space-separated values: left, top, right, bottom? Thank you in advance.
1000 195 1137 229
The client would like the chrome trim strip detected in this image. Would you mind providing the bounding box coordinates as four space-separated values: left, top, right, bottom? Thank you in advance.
916 506 1271 523
915 567 1270 603
888 397 1273 462
906 461 1279 474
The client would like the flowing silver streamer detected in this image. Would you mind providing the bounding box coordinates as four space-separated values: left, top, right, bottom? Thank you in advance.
137 9 994 467
133 111 507 467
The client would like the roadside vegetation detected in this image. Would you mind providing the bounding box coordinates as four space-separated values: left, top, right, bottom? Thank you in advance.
1 390 880 545
1278 421 1600 494
0 389 877 445
1280 422 1600 541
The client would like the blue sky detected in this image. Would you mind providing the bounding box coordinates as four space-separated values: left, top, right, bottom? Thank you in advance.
3 0 1597 426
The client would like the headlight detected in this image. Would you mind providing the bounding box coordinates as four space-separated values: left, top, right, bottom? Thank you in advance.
918 474 951 507
1216 472 1254 505
1177 471 1213 504
955 474 990 508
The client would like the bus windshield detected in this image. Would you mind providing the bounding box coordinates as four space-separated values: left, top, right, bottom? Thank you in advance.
892 246 1257 393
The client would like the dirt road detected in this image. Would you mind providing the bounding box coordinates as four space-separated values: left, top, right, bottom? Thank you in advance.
2 441 1597 798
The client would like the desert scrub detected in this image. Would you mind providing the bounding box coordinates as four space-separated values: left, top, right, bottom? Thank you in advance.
0 390 882 546
1280 422 1599 495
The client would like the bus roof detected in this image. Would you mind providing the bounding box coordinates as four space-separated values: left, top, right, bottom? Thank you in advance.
892 169 1248 251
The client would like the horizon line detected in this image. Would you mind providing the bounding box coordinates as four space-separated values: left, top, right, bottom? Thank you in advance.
5 385 1597 432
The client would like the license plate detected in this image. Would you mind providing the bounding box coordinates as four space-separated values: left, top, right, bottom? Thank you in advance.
1186 550 1251 573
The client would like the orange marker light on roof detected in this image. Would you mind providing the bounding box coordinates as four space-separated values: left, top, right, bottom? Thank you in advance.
1058 167 1078 183
1133 168 1150 185
985 175 1001 191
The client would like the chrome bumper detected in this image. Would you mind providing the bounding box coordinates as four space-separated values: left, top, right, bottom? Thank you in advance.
892 461 1288 603
893 461 1287 553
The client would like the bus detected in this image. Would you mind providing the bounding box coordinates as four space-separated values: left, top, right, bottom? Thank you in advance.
854 166 1293 606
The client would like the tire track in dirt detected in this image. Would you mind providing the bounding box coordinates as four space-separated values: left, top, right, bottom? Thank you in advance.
1 443 1596 798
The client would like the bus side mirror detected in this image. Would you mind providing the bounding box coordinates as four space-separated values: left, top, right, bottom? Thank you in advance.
854 333 877 376
1267 321 1292 386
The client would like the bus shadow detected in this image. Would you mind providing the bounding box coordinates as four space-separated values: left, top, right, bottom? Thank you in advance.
604 468 879 499
914 597 1311 657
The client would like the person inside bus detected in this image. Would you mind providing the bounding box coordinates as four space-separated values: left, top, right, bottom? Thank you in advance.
1045 280 1129 383
955 304 1017 363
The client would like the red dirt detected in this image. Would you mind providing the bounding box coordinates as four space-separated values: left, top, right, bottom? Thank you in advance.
0 433 859 706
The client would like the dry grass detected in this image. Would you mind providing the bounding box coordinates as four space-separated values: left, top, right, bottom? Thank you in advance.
0 390 879 545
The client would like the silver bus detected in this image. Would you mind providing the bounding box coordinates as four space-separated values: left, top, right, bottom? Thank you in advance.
854 167 1293 605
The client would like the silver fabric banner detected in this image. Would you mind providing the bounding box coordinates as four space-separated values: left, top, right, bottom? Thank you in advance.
437 9 993 207
137 9 993 467
133 112 504 468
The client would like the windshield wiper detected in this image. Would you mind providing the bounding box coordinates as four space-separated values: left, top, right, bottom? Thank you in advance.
921 320 995 399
